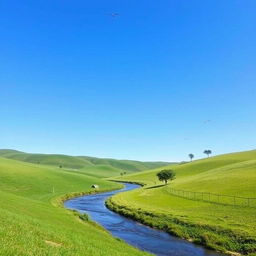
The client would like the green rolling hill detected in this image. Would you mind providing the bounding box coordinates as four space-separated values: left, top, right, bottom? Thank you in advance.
114 150 256 196
0 149 171 177
0 149 93 169
78 155 171 173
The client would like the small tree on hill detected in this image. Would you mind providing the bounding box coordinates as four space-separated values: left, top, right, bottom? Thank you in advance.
157 169 176 185
204 150 212 158
188 153 194 162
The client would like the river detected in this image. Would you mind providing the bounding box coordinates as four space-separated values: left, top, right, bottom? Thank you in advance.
64 183 224 256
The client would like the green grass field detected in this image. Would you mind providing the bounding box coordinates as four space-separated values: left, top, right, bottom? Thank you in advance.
1 149 255 255
110 150 256 255
0 156 151 256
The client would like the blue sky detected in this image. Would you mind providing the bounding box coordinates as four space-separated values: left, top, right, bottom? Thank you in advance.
0 0 255 161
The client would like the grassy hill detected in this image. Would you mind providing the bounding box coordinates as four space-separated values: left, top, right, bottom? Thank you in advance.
109 150 256 255
0 156 150 256
0 149 93 169
0 149 171 177
78 155 170 173
78 165 123 178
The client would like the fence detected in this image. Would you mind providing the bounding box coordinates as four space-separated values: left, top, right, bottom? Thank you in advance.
167 187 256 208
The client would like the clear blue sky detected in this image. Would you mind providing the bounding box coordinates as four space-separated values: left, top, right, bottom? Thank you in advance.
0 0 255 161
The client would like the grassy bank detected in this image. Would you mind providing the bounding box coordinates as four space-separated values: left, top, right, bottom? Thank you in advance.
0 157 151 256
110 150 256 255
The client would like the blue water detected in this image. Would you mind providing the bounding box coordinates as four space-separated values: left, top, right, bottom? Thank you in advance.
64 183 224 256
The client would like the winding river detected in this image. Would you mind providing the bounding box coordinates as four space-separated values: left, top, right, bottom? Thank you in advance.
64 183 224 256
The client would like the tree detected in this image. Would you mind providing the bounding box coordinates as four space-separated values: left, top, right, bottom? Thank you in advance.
157 169 176 185
204 150 212 157
188 153 194 162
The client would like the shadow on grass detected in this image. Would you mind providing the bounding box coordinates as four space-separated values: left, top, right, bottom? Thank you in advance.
145 184 165 190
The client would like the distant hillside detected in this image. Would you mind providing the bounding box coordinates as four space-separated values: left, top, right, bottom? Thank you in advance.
78 155 171 173
0 149 93 169
0 149 172 177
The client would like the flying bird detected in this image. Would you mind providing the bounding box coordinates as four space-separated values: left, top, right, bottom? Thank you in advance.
108 13 119 18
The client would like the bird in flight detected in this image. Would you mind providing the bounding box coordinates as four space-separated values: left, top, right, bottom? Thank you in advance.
108 13 119 18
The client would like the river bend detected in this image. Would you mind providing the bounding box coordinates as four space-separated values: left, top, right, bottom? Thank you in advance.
64 183 224 256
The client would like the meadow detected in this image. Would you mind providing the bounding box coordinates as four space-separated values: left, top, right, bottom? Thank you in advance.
0 156 151 256
110 150 256 255
1 148 255 255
